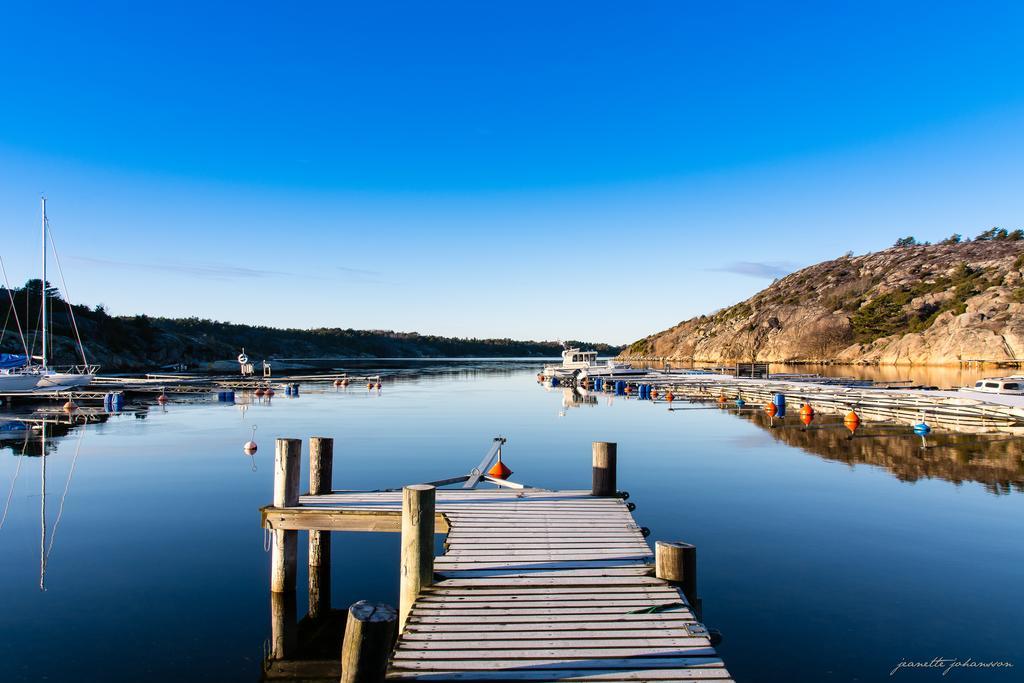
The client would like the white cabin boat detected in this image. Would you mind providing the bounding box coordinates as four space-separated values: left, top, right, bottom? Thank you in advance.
541 347 645 381
962 376 1024 396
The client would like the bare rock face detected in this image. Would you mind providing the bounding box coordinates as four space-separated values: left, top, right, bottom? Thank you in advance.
622 240 1024 365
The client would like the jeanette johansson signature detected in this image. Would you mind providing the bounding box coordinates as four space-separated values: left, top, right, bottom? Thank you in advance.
891 658 1015 676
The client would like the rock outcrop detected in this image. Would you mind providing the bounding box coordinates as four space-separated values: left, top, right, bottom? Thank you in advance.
621 240 1024 365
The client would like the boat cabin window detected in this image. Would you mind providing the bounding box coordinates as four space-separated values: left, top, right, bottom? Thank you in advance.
975 381 984 387
1004 383 1020 390
985 382 1000 388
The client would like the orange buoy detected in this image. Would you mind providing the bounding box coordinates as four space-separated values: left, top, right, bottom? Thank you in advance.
266 387 275 397
156 393 168 404
254 388 265 397
717 394 727 404
650 389 658 399
800 403 814 417
665 391 674 403
765 402 778 417
800 412 814 426
375 381 382 390
62 400 77 412
333 379 343 387
624 385 633 394
367 382 374 390
244 441 258 454
844 410 860 432
341 378 349 387
488 455 513 479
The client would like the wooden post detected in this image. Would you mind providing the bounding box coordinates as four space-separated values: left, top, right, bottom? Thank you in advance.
309 437 334 618
656 540 698 607
272 438 301 593
591 441 617 497
340 601 398 683
399 484 435 631
274 438 302 508
309 436 334 495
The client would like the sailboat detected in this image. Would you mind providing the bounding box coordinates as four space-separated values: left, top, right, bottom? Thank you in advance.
0 198 96 392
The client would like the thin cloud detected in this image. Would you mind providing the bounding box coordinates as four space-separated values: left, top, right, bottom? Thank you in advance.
709 261 797 279
69 256 296 280
338 266 381 276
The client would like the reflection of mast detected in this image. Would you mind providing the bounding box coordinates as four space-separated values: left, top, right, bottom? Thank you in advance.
40 423 46 591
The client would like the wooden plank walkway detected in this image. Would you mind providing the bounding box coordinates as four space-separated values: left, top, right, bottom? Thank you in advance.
296 488 733 682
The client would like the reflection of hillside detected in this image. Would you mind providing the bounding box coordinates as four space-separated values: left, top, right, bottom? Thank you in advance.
739 409 1024 494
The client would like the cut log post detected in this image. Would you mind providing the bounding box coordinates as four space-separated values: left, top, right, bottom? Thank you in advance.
340 600 398 683
656 540 698 613
309 437 334 617
272 438 301 593
274 438 302 507
399 484 435 631
309 436 334 495
591 441 617 497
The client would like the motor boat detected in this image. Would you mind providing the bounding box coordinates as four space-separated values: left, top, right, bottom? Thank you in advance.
541 346 646 383
962 376 1024 396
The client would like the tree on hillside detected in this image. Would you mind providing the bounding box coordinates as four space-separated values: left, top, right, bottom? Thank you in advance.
894 236 918 247
939 234 962 245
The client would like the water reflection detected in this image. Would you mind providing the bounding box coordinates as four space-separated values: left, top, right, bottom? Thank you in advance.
730 407 1024 494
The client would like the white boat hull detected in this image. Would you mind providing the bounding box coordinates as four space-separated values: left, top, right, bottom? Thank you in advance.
35 373 94 390
0 373 43 393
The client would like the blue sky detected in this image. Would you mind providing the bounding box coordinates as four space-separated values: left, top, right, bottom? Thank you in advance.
1 2 1022 345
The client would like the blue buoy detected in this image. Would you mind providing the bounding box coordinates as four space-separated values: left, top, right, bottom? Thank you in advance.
285 385 292 396
735 398 746 407
551 377 560 387
913 422 932 435
772 393 786 418
615 380 626 396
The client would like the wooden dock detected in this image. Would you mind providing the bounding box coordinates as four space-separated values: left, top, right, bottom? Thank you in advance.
260 438 733 682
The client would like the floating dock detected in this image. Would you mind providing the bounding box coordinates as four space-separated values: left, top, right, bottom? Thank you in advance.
548 371 1024 431
260 438 732 682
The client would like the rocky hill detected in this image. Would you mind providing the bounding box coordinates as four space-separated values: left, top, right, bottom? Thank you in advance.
621 237 1024 365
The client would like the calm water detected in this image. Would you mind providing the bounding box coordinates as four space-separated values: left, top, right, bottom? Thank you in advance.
1 365 1022 682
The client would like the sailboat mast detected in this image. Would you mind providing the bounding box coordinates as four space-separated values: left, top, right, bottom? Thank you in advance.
40 196 48 370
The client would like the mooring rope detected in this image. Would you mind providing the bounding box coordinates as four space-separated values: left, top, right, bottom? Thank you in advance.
0 255 29 357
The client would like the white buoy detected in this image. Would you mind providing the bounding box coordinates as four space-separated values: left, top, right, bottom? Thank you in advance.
244 425 258 454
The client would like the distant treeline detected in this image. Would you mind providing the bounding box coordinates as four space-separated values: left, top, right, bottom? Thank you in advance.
0 280 620 370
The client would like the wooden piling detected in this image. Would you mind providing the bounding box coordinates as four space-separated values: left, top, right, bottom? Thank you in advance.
656 540 698 607
309 437 334 617
591 441 617 496
309 436 333 495
274 438 302 508
272 438 301 593
340 600 398 683
399 484 435 631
